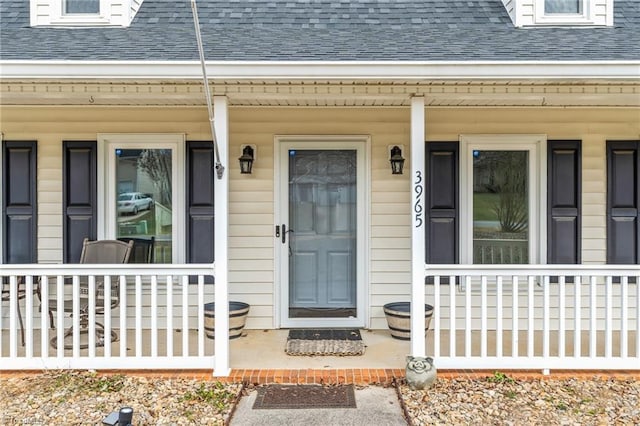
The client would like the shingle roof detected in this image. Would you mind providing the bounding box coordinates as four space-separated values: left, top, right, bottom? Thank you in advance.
1 0 639 61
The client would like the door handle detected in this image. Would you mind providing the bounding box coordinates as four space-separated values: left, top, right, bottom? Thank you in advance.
281 224 293 244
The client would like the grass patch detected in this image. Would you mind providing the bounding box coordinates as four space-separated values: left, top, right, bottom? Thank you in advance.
180 382 236 412
486 371 515 384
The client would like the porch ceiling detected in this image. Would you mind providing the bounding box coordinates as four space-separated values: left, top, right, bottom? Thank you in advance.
1 80 639 107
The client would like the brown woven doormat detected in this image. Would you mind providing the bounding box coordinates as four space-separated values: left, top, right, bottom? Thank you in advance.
285 329 366 356
252 385 357 409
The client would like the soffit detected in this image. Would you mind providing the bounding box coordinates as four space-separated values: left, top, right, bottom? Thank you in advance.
1 80 638 107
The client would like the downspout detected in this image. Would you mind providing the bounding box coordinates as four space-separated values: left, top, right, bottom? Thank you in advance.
190 0 225 179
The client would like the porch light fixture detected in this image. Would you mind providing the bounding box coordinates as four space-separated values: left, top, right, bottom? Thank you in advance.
389 145 405 175
238 145 255 174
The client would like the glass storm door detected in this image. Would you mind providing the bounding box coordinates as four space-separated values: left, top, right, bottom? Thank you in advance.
278 140 365 327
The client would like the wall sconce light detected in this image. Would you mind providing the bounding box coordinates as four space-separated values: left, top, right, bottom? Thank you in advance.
238 145 255 174
389 145 405 175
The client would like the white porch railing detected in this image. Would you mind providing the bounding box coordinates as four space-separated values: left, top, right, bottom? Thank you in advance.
422 265 640 372
0 263 229 374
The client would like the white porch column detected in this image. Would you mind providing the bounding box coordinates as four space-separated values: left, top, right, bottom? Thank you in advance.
410 96 426 356
213 95 230 376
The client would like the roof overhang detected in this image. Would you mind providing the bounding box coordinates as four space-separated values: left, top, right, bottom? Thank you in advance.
1 60 639 81
1 61 639 107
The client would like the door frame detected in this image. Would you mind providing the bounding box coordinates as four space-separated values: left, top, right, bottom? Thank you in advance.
274 135 370 328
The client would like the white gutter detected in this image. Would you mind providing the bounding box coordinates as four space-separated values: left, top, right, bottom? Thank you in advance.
1 60 639 80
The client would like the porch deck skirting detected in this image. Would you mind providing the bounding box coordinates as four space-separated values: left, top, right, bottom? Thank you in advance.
1 264 639 373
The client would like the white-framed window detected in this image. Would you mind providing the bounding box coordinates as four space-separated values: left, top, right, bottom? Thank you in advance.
64 0 100 14
534 0 598 25
98 134 186 264
459 135 547 265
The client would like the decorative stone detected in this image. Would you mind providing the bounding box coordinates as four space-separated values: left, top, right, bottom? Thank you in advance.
405 355 437 390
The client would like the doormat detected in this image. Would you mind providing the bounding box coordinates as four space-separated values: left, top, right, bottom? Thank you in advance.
252 384 356 409
284 329 366 356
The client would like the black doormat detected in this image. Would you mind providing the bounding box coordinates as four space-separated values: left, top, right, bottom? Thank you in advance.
252 385 356 409
285 329 366 356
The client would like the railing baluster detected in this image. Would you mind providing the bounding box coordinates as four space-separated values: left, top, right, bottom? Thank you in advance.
166 275 173 358
589 275 597 358
120 275 127 358
559 276 565 358
151 275 158 358
574 276 581 358
88 275 96 357
103 276 112 357
25 276 34 358
135 275 142 357
182 275 189 357
496 276 503 357
465 276 471 357
543 275 550 361
605 276 613 359
621 276 628 358
512 276 518 358
527 275 534 358
481 275 487 358
198 275 205 357
56 275 64 358
434 275 440 357
72 275 80 357
40 275 49 358
9 276 17 358
449 274 456 358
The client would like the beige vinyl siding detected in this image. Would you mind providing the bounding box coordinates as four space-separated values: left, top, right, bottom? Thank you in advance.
1 105 639 330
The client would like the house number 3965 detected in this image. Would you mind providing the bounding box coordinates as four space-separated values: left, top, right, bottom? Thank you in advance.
414 171 423 228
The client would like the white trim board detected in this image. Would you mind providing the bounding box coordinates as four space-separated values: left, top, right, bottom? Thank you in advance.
1 60 639 80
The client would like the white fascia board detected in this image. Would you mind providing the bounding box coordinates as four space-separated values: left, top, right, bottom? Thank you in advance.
1 60 639 80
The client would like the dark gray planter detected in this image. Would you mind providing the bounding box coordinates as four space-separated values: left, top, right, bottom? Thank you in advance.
383 302 434 340
204 301 250 339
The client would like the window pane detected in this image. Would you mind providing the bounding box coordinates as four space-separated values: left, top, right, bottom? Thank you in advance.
473 151 529 264
545 0 583 14
116 149 172 263
65 0 100 14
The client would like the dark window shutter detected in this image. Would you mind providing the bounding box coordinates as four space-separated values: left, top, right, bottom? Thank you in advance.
425 142 458 264
547 140 581 264
2 141 37 263
63 141 97 263
186 141 215 269
607 141 640 264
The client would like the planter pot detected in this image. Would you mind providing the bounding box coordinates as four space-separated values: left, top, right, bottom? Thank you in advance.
383 302 434 340
204 301 250 340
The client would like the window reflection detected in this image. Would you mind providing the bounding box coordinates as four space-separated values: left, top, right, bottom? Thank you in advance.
116 149 172 263
545 0 582 14
473 150 529 264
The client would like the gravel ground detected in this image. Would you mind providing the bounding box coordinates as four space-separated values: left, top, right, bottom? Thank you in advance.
0 372 242 425
398 374 640 426
1 372 638 425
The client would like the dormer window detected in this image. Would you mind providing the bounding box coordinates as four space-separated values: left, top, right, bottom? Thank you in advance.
64 0 100 15
544 0 583 14
30 0 145 27
501 0 612 27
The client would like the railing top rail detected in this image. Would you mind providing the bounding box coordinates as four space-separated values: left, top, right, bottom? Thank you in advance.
425 264 640 276
0 263 216 277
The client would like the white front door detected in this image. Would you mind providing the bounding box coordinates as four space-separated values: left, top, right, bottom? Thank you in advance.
277 137 367 328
